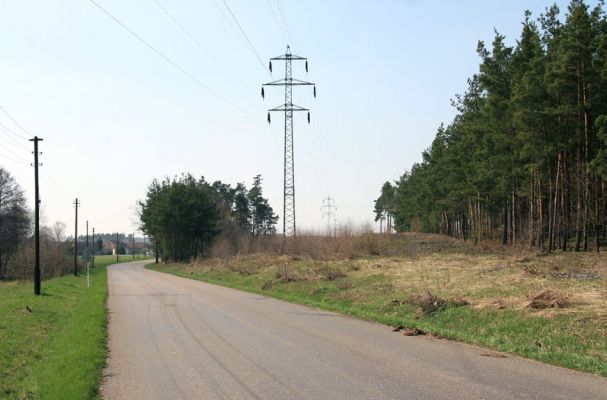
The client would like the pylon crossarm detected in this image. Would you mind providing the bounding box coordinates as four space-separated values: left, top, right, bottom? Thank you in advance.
271 54 306 61
263 78 314 86
269 104 309 112
291 78 314 85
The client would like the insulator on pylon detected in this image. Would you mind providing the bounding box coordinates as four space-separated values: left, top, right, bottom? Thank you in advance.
305 61 308 73
307 112 310 124
269 61 272 72
261 87 265 99
313 86 316 98
267 112 271 124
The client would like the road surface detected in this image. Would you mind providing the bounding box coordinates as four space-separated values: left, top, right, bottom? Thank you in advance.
102 260 607 399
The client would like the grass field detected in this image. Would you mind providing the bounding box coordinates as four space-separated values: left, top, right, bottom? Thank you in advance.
148 234 607 376
0 254 149 400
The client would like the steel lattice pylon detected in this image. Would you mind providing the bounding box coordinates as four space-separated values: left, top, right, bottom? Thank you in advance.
284 53 295 236
263 46 315 236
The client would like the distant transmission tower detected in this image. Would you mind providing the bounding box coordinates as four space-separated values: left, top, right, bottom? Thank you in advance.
321 196 337 237
262 45 316 236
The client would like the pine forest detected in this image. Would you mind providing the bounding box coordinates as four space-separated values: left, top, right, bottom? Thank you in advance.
376 1 607 252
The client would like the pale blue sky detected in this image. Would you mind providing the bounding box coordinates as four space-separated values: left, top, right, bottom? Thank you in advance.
0 0 596 235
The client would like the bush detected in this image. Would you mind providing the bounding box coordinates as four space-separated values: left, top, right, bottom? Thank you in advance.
3 237 74 281
411 291 469 313
318 265 347 280
527 290 572 309
275 265 303 282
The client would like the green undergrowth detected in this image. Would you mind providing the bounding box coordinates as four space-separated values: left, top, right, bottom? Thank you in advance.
0 255 150 399
147 261 607 377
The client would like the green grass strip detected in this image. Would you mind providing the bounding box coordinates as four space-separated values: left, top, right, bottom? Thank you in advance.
0 255 149 399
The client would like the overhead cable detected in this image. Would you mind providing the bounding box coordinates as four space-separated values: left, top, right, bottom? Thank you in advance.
219 0 270 75
87 0 258 120
0 150 29 165
0 138 30 163
152 0 256 94
265 0 289 46
0 104 31 139
43 168 71 200
274 0 298 52
0 124 30 152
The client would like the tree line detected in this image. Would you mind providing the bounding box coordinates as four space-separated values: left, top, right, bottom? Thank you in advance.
0 167 76 279
376 1 607 251
138 173 277 262
0 168 30 277
0 165 141 279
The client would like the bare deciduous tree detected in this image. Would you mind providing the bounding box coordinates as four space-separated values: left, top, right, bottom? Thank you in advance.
0 168 30 279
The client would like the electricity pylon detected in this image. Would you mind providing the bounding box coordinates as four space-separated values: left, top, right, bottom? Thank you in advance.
262 45 316 236
321 196 337 237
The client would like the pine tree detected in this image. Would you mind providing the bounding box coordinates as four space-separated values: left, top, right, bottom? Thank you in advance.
384 1 607 251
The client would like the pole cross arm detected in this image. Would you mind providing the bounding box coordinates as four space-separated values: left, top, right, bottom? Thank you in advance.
270 54 307 61
263 78 315 86
268 103 309 112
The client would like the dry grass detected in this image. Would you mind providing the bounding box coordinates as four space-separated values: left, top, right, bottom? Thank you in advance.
208 228 477 262
276 265 304 282
318 265 347 281
189 233 607 320
527 290 572 309
151 233 607 375
411 291 469 313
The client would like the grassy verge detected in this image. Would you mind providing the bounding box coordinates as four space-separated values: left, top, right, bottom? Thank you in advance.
147 239 606 377
0 255 150 399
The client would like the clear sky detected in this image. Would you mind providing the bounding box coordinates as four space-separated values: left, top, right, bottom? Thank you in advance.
0 0 597 236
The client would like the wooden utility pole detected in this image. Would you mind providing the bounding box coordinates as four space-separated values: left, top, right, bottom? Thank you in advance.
116 232 119 262
74 198 79 276
132 233 135 260
92 227 95 268
30 136 43 295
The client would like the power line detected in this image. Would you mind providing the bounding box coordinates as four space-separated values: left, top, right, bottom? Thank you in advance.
152 0 256 94
0 139 30 163
274 0 297 52
0 111 75 199
36 146 74 200
46 164 71 196
87 0 258 120
0 150 29 166
0 104 31 139
219 0 270 75
43 169 71 200
265 0 289 46
0 123 30 151
302 121 327 196
0 133 29 154
307 106 329 192
0 108 32 165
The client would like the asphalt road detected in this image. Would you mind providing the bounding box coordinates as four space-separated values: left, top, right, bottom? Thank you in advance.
101 260 607 400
